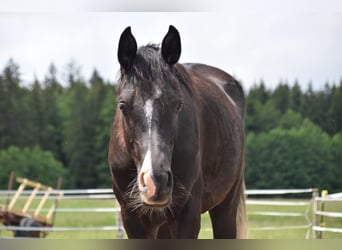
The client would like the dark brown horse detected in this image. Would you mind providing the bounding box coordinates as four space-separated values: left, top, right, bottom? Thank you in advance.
108 25 247 239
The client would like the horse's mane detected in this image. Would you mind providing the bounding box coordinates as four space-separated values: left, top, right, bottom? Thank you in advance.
119 44 191 95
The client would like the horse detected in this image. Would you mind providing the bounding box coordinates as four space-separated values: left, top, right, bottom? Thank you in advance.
108 25 247 239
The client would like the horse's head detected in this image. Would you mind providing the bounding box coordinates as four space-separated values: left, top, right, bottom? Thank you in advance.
116 26 184 208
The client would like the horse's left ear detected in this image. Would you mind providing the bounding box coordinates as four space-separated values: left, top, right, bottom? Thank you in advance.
118 26 137 73
161 25 181 65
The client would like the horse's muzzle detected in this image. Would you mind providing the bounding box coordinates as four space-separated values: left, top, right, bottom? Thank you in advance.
138 170 173 206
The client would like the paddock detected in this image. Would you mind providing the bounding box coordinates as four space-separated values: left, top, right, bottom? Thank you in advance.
1 187 341 239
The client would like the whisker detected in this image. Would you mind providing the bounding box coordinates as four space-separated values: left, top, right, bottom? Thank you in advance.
121 175 191 220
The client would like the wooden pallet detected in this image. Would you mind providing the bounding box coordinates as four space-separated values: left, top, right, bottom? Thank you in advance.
0 174 63 237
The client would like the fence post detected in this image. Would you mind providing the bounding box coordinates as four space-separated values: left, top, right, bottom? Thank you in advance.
115 200 124 239
5 171 15 209
317 190 328 239
312 188 319 239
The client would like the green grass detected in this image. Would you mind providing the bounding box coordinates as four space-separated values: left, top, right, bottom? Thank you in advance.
1 197 341 239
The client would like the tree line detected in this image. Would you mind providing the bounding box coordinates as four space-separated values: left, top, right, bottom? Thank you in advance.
0 60 115 188
245 80 341 192
0 59 341 192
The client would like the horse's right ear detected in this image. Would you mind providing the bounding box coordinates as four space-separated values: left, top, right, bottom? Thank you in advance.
118 26 137 73
162 25 181 65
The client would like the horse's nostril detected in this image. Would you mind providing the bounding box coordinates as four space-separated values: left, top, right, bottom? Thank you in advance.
139 172 150 194
164 170 173 189
139 172 145 188
142 184 148 194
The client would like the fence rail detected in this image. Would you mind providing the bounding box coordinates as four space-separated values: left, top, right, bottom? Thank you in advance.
246 188 315 195
246 188 315 239
1 188 341 239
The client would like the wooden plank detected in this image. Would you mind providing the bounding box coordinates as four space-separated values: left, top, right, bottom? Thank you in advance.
46 191 63 222
22 183 41 213
7 180 27 211
5 208 49 224
34 187 52 216
16 177 49 190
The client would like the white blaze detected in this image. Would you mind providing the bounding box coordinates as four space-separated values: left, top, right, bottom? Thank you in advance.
140 99 154 175
140 85 163 176
144 99 154 128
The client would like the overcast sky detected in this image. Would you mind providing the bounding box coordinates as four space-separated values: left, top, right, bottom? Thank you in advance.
0 7 341 90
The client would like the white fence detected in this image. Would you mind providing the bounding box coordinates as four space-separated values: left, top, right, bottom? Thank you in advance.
1 188 341 239
245 188 316 239
312 192 342 238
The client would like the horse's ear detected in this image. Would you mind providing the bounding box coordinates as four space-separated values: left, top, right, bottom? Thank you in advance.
118 26 137 72
161 25 181 65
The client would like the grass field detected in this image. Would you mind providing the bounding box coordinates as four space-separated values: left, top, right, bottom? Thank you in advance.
1 196 341 239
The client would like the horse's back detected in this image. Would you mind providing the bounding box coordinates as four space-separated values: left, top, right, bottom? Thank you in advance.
182 63 245 120
181 63 245 212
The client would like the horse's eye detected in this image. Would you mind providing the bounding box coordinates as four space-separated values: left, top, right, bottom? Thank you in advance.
118 101 126 112
176 101 184 112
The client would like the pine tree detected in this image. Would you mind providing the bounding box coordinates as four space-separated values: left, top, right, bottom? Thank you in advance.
41 64 64 161
290 80 302 113
26 78 45 146
0 59 26 148
271 82 290 114
63 79 90 187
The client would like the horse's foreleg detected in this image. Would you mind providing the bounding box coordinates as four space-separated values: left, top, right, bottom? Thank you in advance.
119 207 149 238
173 198 201 238
173 179 202 238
